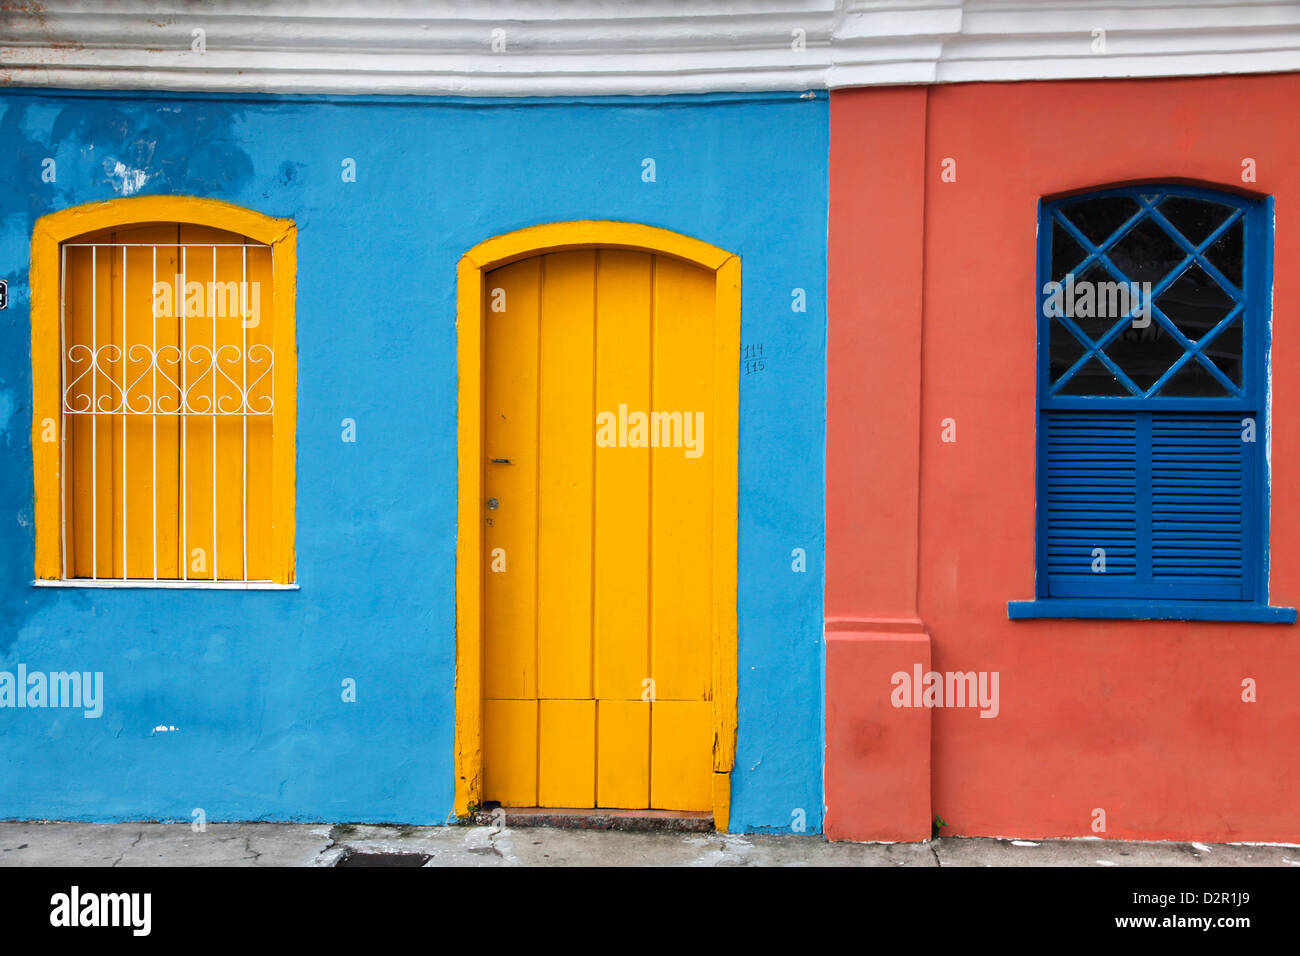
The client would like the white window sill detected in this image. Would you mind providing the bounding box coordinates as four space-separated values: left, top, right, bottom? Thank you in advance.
32 579 298 591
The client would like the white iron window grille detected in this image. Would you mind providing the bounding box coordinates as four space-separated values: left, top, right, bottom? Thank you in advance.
59 240 275 584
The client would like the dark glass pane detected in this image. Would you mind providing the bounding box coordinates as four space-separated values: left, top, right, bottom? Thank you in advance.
1154 264 1235 341
1157 195 1233 245
1061 263 1131 342
1105 322 1187 393
1049 320 1088 382
1205 219 1244 288
1202 319 1243 386
1059 195 1141 246
1057 356 1134 396
1157 356 1232 397
1051 220 1087 282
1108 217 1186 285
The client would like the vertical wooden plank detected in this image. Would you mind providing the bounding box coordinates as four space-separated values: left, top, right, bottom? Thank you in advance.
92 243 117 580
483 698 537 807
115 225 176 579
651 256 715 701
207 236 249 580
121 238 146 579
484 258 541 700
154 228 182 579
93 242 115 578
539 699 596 808
650 700 713 810
107 234 124 578
593 251 653 701
178 225 229 581
244 242 275 580
596 699 650 809
64 244 92 578
536 251 596 700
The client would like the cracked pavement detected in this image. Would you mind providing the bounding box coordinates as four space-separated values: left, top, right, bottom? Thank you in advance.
2 823 1299 866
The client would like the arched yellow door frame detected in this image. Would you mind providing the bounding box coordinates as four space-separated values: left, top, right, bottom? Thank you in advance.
30 196 298 583
455 221 740 829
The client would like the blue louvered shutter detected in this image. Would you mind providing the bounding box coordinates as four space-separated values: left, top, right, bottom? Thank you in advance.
1043 410 1251 600
1149 412 1250 600
1043 411 1139 597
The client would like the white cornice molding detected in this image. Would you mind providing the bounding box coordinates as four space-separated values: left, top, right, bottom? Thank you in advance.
1 1 1298 97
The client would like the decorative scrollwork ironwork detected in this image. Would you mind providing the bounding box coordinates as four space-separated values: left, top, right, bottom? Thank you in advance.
63 343 274 415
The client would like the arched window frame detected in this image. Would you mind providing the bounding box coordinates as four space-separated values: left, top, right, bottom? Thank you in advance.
1013 183 1295 622
30 196 297 587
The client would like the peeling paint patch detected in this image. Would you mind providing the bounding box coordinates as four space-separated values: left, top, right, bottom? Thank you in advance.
105 158 148 194
49 102 254 198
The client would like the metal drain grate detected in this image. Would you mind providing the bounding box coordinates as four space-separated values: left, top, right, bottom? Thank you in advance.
334 850 430 867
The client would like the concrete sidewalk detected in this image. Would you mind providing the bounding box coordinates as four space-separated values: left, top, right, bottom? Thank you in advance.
1 822 1298 867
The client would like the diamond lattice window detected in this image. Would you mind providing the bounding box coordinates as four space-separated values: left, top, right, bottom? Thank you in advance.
1036 185 1269 603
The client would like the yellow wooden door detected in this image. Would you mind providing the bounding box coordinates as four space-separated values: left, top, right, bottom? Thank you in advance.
482 249 717 811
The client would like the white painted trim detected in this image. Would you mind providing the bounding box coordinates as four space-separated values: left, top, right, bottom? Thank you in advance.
1 1 1297 97
32 580 299 590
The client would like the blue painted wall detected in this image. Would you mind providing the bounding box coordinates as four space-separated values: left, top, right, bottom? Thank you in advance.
0 89 827 832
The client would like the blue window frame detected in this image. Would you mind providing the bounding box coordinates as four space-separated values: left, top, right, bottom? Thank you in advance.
1029 184 1276 610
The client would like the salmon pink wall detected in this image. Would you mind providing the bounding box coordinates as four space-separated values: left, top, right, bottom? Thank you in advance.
828 74 1300 842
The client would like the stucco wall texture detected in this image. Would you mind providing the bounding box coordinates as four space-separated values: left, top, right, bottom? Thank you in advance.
8 73 1297 844
826 74 1300 843
0 90 828 831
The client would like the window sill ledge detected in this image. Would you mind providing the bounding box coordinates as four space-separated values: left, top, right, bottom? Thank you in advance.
32 580 298 591
1008 599 1296 623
